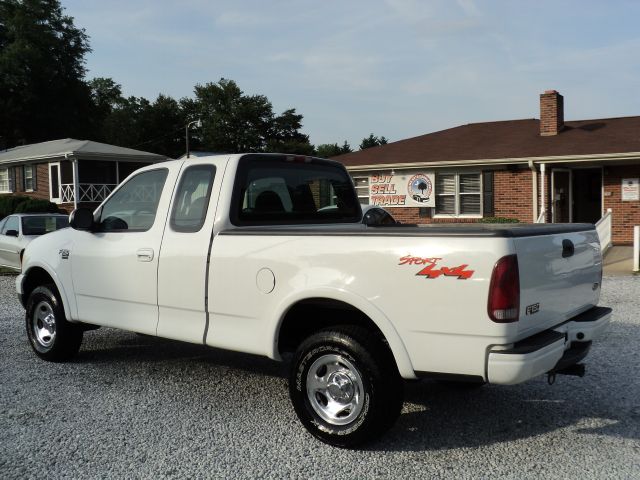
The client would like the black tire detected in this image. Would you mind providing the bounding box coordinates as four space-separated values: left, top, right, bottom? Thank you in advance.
25 284 83 362
289 326 403 448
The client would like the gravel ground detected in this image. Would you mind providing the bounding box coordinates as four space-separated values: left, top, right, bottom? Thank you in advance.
0 275 639 479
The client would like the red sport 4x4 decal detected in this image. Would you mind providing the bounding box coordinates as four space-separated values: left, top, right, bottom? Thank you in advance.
398 255 474 280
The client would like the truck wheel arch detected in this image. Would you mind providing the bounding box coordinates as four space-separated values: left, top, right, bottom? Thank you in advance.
270 290 416 379
21 266 74 321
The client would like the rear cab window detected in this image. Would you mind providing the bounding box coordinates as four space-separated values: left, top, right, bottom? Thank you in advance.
231 155 361 226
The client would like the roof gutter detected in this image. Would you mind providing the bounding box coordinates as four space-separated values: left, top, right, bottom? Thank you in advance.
0 150 166 166
342 151 640 172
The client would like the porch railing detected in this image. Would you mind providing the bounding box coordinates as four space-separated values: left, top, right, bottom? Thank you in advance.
595 208 613 253
61 183 117 203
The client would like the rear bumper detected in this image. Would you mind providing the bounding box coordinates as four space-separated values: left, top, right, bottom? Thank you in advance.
487 306 611 385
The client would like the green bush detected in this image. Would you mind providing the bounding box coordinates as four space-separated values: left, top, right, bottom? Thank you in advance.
0 195 62 219
478 216 520 224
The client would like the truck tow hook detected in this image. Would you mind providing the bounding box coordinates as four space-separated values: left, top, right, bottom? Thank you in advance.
547 363 586 385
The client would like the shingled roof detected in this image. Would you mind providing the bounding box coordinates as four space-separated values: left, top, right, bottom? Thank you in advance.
0 138 167 165
334 116 640 168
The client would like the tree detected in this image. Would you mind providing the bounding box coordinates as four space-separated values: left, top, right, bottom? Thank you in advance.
315 141 353 158
0 0 94 148
187 78 314 154
190 79 273 153
100 94 185 158
266 108 314 155
95 78 313 158
87 77 123 140
100 96 148 151
88 78 122 118
359 133 388 150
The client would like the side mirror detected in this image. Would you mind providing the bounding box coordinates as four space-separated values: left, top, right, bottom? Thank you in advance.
5 229 18 237
69 208 95 231
362 212 377 226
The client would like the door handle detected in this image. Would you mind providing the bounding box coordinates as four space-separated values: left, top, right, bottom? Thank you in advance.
136 248 154 262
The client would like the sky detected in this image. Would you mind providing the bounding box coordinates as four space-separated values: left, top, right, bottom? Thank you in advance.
62 0 640 148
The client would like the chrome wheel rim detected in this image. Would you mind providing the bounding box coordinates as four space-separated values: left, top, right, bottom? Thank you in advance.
306 354 364 426
32 301 56 348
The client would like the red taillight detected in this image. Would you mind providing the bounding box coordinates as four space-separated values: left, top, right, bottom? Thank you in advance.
488 254 520 323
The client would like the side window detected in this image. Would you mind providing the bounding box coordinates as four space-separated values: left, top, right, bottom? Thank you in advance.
0 218 6 233
2 216 19 234
170 165 216 233
98 169 168 232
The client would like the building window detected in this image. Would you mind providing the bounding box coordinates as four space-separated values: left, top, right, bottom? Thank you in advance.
0 168 13 193
23 165 34 191
435 172 481 216
352 176 370 205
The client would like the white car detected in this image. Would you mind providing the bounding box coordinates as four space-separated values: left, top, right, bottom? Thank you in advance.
0 213 68 271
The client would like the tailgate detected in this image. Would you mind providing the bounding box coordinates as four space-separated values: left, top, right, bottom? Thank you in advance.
513 227 602 337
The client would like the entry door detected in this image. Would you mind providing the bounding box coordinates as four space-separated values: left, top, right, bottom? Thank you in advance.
70 167 176 334
572 168 602 223
156 157 228 344
552 169 572 223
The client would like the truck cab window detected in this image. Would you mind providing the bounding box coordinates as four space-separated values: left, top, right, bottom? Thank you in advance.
232 155 361 225
97 169 168 232
170 165 216 232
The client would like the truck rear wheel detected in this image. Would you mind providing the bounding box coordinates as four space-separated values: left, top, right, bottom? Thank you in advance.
289 326 403 448
25 285 83 362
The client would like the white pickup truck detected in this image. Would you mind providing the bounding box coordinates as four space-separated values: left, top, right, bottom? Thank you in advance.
17 153 611 447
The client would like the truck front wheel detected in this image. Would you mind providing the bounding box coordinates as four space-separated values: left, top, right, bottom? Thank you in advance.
25 285 83 362
289 326 403 448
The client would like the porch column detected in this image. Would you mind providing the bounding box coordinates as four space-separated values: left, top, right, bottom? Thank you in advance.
529 160 538 222
72 158 79 210
540 163 547 223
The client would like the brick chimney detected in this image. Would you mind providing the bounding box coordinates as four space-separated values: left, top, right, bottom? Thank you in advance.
539 90 564 136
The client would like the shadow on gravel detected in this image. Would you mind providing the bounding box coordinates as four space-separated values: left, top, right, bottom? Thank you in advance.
76 331 288 379
65 318 638 453
365 377 636 452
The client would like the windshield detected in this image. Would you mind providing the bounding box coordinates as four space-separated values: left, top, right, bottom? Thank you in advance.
21 216 69 236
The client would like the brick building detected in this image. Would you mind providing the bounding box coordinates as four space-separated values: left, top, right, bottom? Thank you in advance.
334 90 640 245
0 138 166 212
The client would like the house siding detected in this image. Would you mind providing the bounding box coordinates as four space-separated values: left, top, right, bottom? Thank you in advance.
15 163 51 201
34 163 50 200
604 165 640 245
493 169 533 221
383 165 639 245
376 168 535 225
